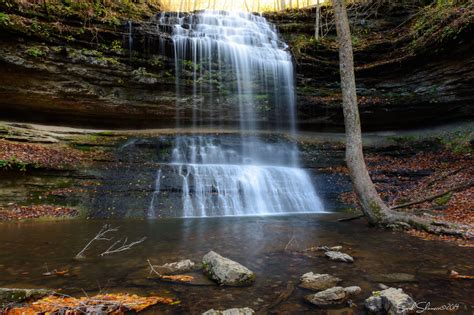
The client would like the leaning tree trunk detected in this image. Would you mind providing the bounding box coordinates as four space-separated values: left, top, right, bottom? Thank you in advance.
331 0 391 225
331 0 471 238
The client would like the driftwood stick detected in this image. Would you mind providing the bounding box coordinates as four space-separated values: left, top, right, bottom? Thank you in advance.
284 235 296 251
391 180 474 210
338 214 365 222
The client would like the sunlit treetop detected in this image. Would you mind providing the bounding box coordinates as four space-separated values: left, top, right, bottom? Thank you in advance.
160 0 328 12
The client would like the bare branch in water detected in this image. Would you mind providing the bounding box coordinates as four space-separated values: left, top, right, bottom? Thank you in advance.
100 237 147 256
74 224 119 259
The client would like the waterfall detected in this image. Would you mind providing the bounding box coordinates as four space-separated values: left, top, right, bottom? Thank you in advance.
148 10 324 217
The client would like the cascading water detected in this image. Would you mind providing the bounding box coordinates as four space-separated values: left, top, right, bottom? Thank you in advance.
148 10 324 217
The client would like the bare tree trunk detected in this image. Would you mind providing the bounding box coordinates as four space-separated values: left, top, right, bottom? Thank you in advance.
331 0 390 225
329 0 471 239
315 0 320 40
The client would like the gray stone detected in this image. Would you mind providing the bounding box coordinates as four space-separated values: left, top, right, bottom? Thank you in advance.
0 288 52 304
202 251 255 286
154 259 199 275
325 251 354 263
304 286 361 306
203 307 255 315
299 272 342 291
365 287 415 314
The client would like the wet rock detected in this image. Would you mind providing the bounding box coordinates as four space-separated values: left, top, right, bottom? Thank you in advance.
325 251 354 263
203 307 255 315
299 272 342 291
304 286 361 306
365 287 415 314
153 259 199 275
159 272 217 286
372 273 417 283
202 251 255 286
0 288 52 303
378 283 390 290
344 286 362 296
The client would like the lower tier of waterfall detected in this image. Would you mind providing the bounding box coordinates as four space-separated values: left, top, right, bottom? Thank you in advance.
147 136 323 218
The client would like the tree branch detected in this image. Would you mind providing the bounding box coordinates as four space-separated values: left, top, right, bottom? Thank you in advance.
391 180 473 210
75 224 119 259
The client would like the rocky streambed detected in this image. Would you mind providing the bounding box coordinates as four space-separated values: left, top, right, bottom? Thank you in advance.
0 216 473 314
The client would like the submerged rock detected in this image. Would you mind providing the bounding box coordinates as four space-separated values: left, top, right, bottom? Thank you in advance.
202 251 255 286
203 307 255 315
325 251 354 263
365 287 415 314
153 259 199 275
304 286 361 306
0 288 52 304
372 273 417 283
299 272 342 291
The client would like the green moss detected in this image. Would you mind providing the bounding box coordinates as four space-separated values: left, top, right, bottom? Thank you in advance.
409 1 471 52
388 135 418 145
149 55 164 68
25 46 46 58
98 56 120 65
369 200 383 221
439 129 473 154
435 192 452 206
0 158 30 171
0 12 11 26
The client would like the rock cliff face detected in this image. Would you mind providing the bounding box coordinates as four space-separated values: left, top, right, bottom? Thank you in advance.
0 3 472 130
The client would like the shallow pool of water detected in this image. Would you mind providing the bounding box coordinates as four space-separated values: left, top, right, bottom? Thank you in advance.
0 214 473 314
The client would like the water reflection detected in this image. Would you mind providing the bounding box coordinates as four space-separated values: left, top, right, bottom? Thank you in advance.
0 214 473 313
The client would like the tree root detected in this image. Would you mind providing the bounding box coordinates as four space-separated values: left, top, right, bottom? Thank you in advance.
381 210 473 239
338 214 365 222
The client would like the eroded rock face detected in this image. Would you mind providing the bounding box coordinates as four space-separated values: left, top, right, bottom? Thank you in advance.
325 251 354 263
202 308 255 315
202 251 255 286
0 288 52 304
304 286 361 306
0 6 472 131
365 287 415 314
299 272 342 291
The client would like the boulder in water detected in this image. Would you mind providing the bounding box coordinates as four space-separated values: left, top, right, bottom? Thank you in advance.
202 251 255 286
304 286 361 306
203 307 255 315
325 251 354 263
365 287 415 314
299 272 342 291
